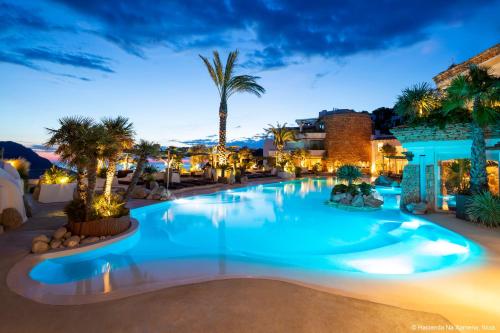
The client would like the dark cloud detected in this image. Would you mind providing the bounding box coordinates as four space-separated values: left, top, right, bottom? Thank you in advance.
1 0 498 75
17 47 114 73
50 0 496 69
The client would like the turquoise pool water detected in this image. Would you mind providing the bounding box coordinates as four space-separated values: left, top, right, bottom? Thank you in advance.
30 178 481 285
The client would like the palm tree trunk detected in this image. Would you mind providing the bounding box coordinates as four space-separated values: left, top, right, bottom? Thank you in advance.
104 159 117 199
85 157 98 221
217 99 227 166
76 166 86 201
124 157 146 200
470 121 488 194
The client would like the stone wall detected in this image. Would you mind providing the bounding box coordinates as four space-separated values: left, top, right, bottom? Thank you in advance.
425 165 435 211
323 113 372 167
400 164 420 207
390 123 500 143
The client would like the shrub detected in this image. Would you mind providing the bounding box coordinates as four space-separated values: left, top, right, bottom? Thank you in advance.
97 166 108 178
64 199 89 223
143 163 159 174
359 182 373 196
337 164 362 186
92 193 129 218
332 184 348 194
465 192 500 227
41 166 75 184
5 158 30 179
295 166 302 177
312 162 322 174
346 184 359 196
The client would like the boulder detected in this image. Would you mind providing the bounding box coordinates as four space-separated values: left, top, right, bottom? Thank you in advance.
53 227 67 240
80 236 99 245
351 194 364 207
63 231 72 239
32 234 50 243
146 182 160 200
364 195 384 208
131 187 150 199
0 208 23 231
63 235 81 248
50 239 62 249
331 193 346 202
374 175 392 186
32 241 50 254
391 181 400 187
339 198 351 205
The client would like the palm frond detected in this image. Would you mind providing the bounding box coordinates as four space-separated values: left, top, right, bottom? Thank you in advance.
199 54 221 95
227 75 265 97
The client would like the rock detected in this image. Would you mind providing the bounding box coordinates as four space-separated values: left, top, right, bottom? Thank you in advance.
100 236 106 240
374 175 392 186
53 227 67 240
146 182 160 199
391 181 400 187
50 239 62 249
63 231 72 239
0 208 23 231
351 194 364 207
32 234 50 243
63 235 80 248
80 236 99 245
331 193 346 202
364 195 384 208
339 198 351 205
406 202 427 215
32 241 50 254
131 187 150 199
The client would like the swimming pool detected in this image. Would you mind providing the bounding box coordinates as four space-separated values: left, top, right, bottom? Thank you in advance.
29 178 481 290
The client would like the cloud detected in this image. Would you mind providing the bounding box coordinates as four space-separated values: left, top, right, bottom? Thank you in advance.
17 47 114 73
50 0 495 69
1 0 498 74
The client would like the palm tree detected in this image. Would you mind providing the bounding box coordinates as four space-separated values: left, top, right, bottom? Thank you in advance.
292 148 311 168
337 164 362 186
101 116 135 199
124 140 161 200
46 116 95 201
394 83 441 123
442 64 500 193
265 122 295 166
200 50 265 166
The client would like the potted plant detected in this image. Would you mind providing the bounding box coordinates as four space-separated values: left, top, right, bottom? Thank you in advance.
455 185 472 220
465 191 500 227
36 166 77 203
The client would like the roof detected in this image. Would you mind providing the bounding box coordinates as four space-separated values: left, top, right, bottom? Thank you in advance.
433 44 500 85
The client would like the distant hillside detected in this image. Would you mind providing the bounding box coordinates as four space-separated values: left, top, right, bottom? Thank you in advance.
0 141 53 178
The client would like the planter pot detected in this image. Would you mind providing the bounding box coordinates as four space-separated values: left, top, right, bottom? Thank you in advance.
37 183 77 203
455 194 471 220
68 216 131 237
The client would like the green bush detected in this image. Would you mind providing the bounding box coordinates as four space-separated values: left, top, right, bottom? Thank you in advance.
92 193 129 218
143 163 159 174
359 182 373 196
465 192 500 227
332 184 348 194
64 199 89 223
346 184 359 196
41 166 75 184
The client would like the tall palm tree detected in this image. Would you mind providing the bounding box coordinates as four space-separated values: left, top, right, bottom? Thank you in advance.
46 116 95 201
265 123 295 166
124 140 161 200
442 64 500 193
200 50 265 166
101 116 135 199
394 83 441 123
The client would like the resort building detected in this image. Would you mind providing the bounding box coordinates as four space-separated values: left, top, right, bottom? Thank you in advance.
264 108 406 174
433 43 500 89
396 44 500 211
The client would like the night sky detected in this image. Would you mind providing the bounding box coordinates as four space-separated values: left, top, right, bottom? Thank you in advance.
1 0 499 147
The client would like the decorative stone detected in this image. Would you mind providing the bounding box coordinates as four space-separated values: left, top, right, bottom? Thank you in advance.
53 227 67 240
147 182 160 200
50 239 62 249
331 193 346 202
0 208 23 231
32 234 50 243
351 194 364 207
80 236 99 245
364 196 384 208
32 241 50 254
131 187 150 199
63 231 72 239
63 235 80 248
374 175 393 186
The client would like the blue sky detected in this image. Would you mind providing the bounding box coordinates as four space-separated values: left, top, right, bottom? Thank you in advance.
1 0 499 147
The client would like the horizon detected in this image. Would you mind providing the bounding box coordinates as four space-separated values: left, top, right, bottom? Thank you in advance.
1 0 499 148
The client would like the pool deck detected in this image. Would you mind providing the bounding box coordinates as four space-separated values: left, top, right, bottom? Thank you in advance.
1 179 500 332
